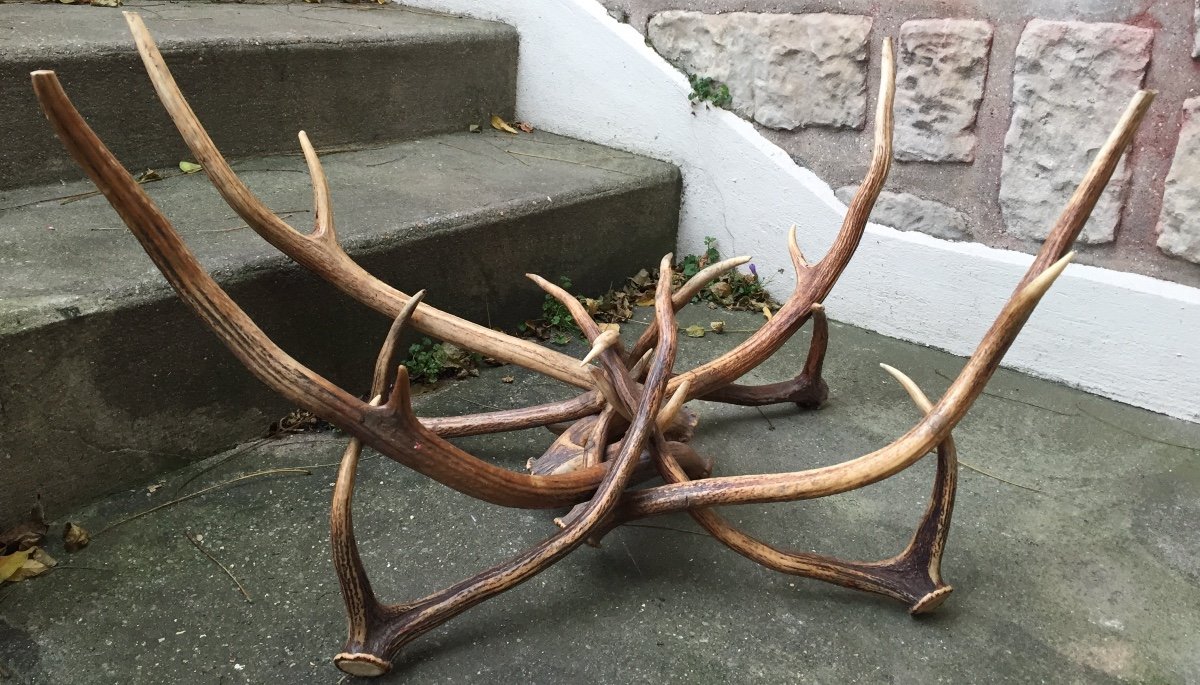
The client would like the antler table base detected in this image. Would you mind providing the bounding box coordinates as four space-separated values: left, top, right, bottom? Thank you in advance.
31 12 1153 677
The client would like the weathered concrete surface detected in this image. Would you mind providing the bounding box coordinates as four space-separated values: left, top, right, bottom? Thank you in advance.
1 306 1197 683
0 1 517 189
1157 97 1200 264
999 20 1152 245
0 130 680 525
894 19 993 163
836 185 969 240
647 11 872 130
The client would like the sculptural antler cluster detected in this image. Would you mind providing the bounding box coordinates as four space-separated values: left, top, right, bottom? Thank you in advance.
30 12 1153 677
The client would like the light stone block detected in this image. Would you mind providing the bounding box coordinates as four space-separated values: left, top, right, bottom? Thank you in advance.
1157 97 1200 264
836 185 970 241
999 20 1152 244
648 11 872 130
894 19 993 163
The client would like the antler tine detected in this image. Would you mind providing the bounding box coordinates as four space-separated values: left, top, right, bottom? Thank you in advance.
628 359 957 614
699 301 829 408
121 11 596 392
580 328 621 367
1021 89 1154 286
625 254 750 363
298 130 336 244
30 68 656 510
332 257 682 674
371 290 425 399
332 294 426 673
788 224 809 275
608 250 1077 522
666 38 895 402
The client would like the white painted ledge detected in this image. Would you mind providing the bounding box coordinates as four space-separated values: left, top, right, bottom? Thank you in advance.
398 0 1200 422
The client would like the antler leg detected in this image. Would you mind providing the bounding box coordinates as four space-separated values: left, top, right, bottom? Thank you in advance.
645 363 956 614
330 256 682 675
697 302 830 410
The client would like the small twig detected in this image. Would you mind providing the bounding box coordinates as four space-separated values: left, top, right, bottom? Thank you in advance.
754 406 776 431
957 460 1044 494
173 436 274 495
185 530 252 603
933 369 1078 417
98 468 312 536
621 522 712 540
504 150 638 176
173 434 343 495
461 397 506 411
1075 403 1199 452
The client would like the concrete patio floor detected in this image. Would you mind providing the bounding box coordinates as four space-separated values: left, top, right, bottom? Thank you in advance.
2 306 1198 684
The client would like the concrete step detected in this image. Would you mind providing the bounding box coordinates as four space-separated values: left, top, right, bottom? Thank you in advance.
0 1 517 189
0 129 680 524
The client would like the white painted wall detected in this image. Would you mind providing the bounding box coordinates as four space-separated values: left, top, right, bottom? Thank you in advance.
399 0 1200 423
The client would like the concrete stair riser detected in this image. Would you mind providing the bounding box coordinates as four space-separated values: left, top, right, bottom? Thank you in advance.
0 3 518 189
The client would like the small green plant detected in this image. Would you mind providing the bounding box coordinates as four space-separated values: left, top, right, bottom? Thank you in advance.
403 337 448 384
678 236 721 279
688 74 732 108
674 237 775 312
518 276 583 345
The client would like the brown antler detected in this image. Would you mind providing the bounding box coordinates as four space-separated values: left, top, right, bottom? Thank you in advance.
31 10 1154 677
122 12 893 436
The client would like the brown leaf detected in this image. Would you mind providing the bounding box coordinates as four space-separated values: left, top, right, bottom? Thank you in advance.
489 114 519 134
635 296 656 307
709 321 726 333
7 548 55 582
516 121 535 133
0 550 30 582
64 522 91 553
501 376 515 384
1 499 48 555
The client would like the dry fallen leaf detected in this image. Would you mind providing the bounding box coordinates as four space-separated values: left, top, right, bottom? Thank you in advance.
516 121 535 133
490 114 519 134
1 499 48 555
762 305 773 321
92 0 123 6
635 295 656 307
64 522 91 553
0 549 30 582
685 325 706 338
501 376 515 384
710 321 725 333
468 124 481 133
7 547 56 582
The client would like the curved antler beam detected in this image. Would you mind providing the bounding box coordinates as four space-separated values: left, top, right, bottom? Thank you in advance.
29 70 645 510
332 256 682 676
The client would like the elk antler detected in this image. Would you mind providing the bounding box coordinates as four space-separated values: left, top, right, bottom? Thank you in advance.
121 12 895 438
332 256 682 676
31 11 1154 677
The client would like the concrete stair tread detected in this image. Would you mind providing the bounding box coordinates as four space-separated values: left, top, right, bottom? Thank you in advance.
1 1 518 188
2 1 505 59
0 129 678 335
